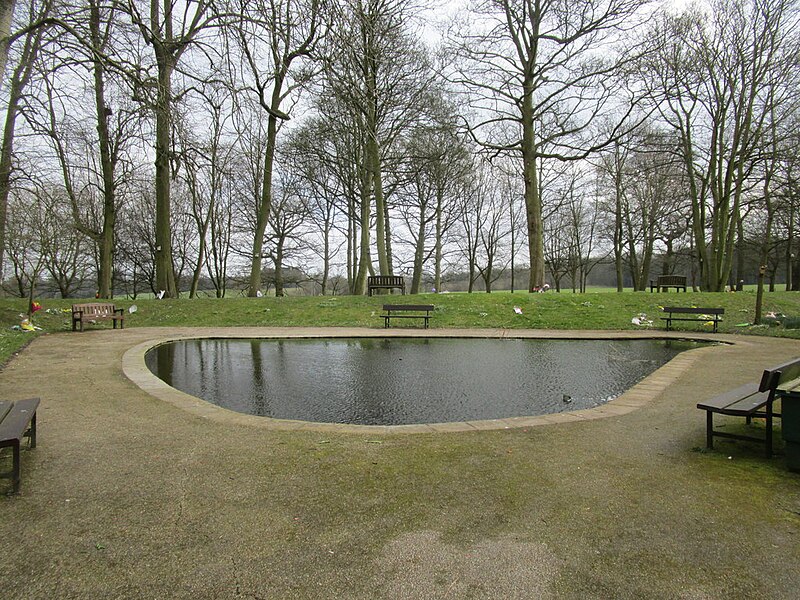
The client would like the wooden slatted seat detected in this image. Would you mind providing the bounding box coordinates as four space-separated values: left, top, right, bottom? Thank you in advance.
381 304 434 329
72 302 125 332
0 397 40 494
650 275 687 292
368 276 405 296
661 307 723 333
697 357 800 457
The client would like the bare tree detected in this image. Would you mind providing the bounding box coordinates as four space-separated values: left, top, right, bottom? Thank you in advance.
645 0 799 290
0 0 51 280
229 0 322 296
448 0 649 291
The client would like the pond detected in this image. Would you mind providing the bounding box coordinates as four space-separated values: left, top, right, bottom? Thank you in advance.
145 338 704 426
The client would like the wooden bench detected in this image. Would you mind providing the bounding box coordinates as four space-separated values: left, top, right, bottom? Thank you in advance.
661 306 723 333
381 304 434 329
0 398 40 494
72 302 125 332
697 358 800 457
650 275 687 292
368 275 405 296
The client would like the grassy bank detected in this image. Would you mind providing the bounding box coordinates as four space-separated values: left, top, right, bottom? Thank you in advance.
2 289 800 364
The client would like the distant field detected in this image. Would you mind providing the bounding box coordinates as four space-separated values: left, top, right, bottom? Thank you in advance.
2 289 799 365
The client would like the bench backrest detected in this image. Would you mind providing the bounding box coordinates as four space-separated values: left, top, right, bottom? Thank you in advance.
72 303 117 317
383 304 434 311
369 275 404 286
662 306 724 315
657 275 687 285
760 357 800 392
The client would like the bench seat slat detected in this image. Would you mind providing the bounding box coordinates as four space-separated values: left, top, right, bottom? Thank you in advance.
697 388 773 416
383 304 434 311
0 401 11 424
696 383 761 411
0 398 40 444
0 397 40 494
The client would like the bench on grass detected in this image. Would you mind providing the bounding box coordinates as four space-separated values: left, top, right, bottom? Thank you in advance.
381 304 434 329
697 358 800 457
650 275 687 292
0 398 40 494
72 302 125 332
661 306 723 333
368 275 405 296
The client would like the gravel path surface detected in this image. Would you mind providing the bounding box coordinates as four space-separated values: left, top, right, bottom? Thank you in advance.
1 328 799 599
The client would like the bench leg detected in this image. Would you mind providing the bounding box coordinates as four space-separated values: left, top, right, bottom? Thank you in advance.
384 316 389 329
28 412 36 449
11 440 20 494
706 410 714 449
765 400 773 458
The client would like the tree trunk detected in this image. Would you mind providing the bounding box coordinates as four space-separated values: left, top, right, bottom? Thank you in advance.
0 20 41 282
248 109 279 296
353 160 371 294
522 102 544 291
154 45 178 297
0 0 16 85
90 0 116 299
274 238 284 297
434 188 443 292
410 204 425 294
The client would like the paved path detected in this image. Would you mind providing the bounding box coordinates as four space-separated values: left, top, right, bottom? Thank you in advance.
1 328 799 599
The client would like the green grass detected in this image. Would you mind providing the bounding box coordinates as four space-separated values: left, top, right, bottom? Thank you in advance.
2 289 800 365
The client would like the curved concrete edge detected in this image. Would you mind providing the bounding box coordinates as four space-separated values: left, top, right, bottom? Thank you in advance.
121 327 750 434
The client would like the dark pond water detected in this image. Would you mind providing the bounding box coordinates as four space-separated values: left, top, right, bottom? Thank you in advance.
145 338 703 426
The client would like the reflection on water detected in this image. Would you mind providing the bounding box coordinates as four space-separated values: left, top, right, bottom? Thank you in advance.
145 338 703 426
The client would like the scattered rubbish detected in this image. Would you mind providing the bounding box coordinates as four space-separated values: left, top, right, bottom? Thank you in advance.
12 315 41 332
365 440 383 444
513 306 523 315
30 301 41 313
479 312 488 317
128 304 138 314
156 290 165 299
562 394 572 404
631 313 653 327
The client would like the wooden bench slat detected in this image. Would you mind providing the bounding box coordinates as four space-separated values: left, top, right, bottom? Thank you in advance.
72 303 125 332
0 398 40 442
662 307 723 333
0 401 11 424
380 304 433 329
383 304 434 311
697 365 788 457
0 397 40 494
697 383 761 411
367 275 406 296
